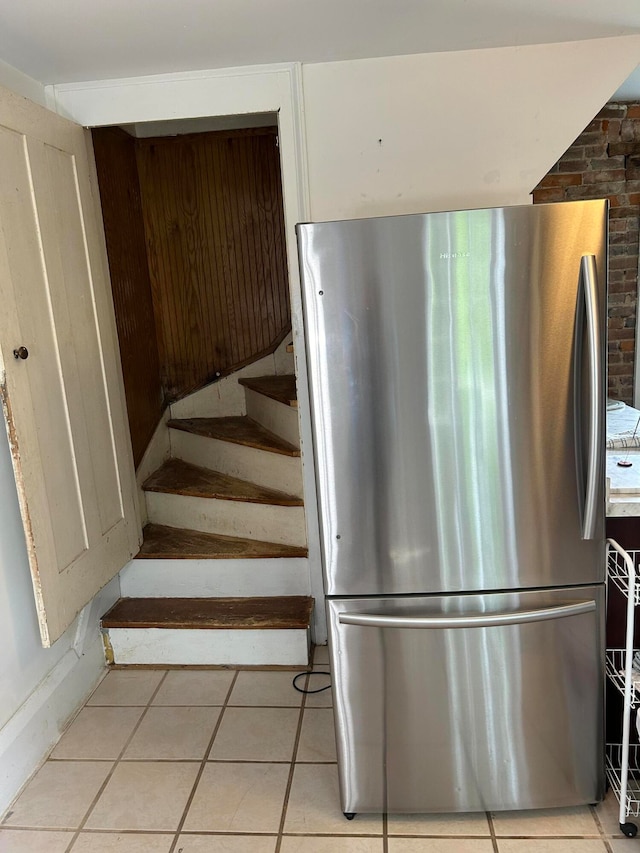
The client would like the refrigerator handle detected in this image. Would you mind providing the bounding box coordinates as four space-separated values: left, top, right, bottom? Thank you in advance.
577 254 602 541
338 600 596 629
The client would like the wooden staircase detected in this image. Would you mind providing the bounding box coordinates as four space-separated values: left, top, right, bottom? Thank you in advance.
102 372 313 667
102 596 313 666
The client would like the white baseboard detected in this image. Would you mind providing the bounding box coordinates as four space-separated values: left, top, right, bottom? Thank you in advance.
0 579 119 818
0 636 106 817
135 409 172 526
169 352 276 419
168 338 294 420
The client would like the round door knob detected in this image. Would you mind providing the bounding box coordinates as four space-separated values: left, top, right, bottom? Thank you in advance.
13 346 29 360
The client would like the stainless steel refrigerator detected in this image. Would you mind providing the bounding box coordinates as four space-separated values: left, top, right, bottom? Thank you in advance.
296 199 607 815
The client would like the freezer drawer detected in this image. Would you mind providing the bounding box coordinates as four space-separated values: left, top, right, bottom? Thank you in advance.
327 586 605 814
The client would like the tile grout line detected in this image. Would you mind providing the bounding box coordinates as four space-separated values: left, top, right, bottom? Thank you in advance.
359 833 499 839
274 659 313 852
486 811 500 853
304 651 383 846
6 659 610 851
44 758 338 766
395 834 609 841
166 669 240 853
47 758 336 765
62 670 171 853
86 702 309 709
0 670 120 829
591 802 615 853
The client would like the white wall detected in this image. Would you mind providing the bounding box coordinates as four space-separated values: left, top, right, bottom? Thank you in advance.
0 59 45 106
302 37 640 220
0 427 118 815
0 428 69 731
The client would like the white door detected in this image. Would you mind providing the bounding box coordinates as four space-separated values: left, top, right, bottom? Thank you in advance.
0 84 141 646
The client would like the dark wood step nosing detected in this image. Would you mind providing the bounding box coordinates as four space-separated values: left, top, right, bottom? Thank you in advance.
238 375 298 407
136 550 309 560
167 416 301 457
142 459 304 506
143 481 304 506
136 524 308 560
101 596 314 631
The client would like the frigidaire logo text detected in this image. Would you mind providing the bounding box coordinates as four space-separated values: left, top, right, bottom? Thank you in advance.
439 251 470 259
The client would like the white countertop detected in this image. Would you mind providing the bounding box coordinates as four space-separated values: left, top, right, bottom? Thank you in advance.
606 401 640 517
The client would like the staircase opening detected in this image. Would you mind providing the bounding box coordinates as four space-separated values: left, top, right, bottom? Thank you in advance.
91 113 292 468
91 113 311 666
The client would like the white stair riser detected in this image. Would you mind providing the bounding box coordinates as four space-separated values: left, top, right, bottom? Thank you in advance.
120 557 310 598
146 492 307 547
275 347 295 375
105 627 310 666
170 429 303 498
168 341 294 420
245 388 300 448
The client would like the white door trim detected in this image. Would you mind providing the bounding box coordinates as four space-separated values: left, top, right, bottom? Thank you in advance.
47 64 327 643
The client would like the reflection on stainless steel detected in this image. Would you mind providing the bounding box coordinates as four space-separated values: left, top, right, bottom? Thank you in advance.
580 254 603 539
425 208 517 595
329 588 604 814
299 202 607 597
297 200 608 815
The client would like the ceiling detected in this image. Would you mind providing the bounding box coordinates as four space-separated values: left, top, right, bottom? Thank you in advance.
0 0 639 95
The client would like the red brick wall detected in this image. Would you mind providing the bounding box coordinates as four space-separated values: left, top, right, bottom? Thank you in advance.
532 103 640 404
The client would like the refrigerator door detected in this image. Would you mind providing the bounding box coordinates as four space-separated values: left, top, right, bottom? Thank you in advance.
327 586 605 814
298 200 607 596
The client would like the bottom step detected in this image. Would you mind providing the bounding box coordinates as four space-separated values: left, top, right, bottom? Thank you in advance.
101 596 313 667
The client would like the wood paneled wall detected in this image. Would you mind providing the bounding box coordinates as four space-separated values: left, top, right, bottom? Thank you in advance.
136 127 290 402
92 127 163 467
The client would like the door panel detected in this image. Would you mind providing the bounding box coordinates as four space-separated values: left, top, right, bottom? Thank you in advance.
0 126 88 568
39 140 124 533
328 587 604 813
298 201 607 596
0 84 141 645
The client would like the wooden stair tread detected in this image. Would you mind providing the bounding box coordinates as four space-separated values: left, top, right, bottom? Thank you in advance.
168 416 300 457
239 375 298 407
142 458 303 506
102 596 314 630
137 523 308 559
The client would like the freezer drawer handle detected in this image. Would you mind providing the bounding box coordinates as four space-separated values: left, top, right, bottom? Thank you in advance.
338 600 596 629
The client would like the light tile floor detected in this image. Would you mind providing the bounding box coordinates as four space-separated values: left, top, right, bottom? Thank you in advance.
0 646 634 852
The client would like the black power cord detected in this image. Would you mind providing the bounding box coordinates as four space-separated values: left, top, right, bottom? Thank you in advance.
292 670 332 694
